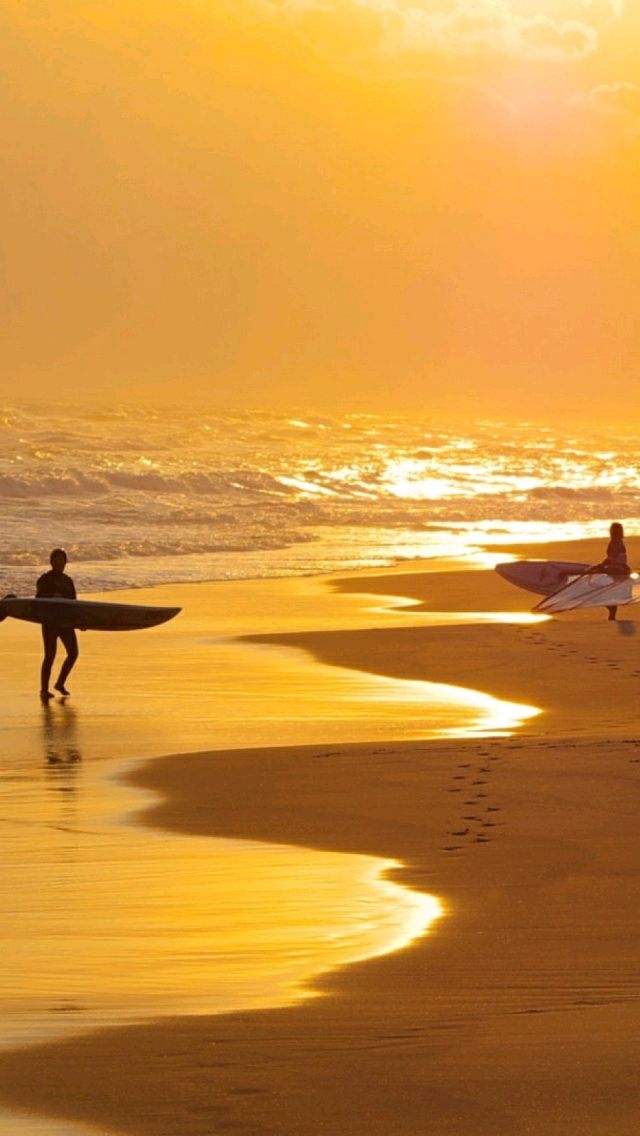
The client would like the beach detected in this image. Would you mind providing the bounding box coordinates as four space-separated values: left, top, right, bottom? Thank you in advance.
1 540 640 1135
6 0 640 1128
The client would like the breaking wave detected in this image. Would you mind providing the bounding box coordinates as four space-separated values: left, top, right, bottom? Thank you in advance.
1 404 639 592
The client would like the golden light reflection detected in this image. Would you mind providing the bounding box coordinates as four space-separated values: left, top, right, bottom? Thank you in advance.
451 519 624 547
0 759 442 1051
382 460 462 500
279 475 337 496
348 670 540 738
379 457 547 501
357 588 548 620
0 1115 91 1136
231 639 541 743
265 440 640 523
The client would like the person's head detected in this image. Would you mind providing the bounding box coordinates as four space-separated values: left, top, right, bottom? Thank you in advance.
49 548 68 572
610 522 624 541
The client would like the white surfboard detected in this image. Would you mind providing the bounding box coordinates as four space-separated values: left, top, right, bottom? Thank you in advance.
533 573 639 615
0 596 181 631
495 561 590 598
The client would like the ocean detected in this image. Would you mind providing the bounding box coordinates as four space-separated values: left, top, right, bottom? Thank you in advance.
1 403 637 593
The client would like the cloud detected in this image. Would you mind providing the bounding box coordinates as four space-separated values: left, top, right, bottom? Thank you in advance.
546 0 623 19
515 13 597 61
581 0 623 19
571 81 640 140
251 1 607 65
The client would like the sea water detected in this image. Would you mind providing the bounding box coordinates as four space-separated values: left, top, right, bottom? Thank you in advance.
1 403 637 592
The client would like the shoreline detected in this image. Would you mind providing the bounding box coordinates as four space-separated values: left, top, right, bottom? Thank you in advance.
11 532 626 603
1 545 640 1134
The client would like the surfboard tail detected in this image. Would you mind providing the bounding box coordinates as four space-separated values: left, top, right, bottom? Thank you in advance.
533 573 639 615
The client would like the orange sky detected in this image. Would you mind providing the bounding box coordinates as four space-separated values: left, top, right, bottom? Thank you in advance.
1 1 639 419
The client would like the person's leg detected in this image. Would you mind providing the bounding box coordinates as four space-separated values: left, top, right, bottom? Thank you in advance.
55 629 79 693
607 605 618 621
40 625 58 696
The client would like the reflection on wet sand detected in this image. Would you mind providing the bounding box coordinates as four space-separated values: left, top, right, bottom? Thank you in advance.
1 699 442 1057
42 702 82 767
41 704 82 826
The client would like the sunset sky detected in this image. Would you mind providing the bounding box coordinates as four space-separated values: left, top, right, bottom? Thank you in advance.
1 1 639 418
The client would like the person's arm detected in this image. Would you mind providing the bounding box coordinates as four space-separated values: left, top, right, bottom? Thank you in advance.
36 574 51 597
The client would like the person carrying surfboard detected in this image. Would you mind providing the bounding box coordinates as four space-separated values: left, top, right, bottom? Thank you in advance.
592 522 630 622
37 549 79 700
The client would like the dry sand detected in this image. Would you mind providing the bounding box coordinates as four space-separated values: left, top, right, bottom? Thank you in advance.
1 541 640 1135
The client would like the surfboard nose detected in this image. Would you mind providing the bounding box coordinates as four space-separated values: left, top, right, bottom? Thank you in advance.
495 561 590 598
0 593 17 623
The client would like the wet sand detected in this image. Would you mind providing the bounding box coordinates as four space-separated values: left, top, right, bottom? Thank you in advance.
1 541 640 1135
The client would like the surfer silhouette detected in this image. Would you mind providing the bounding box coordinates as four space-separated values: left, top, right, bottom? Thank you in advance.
37 548 79 700
592 522 630 622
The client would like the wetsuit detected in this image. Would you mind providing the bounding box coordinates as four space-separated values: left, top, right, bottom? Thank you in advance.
602 536 630 577
596 537 630 622
36 569 79 693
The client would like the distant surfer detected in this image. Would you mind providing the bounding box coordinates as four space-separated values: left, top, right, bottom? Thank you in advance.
592 522 630 622
37 549 79 700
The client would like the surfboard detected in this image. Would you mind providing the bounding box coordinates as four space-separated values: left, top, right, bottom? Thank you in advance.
533 573 639 615
495 560 590 598
0 596 181 631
